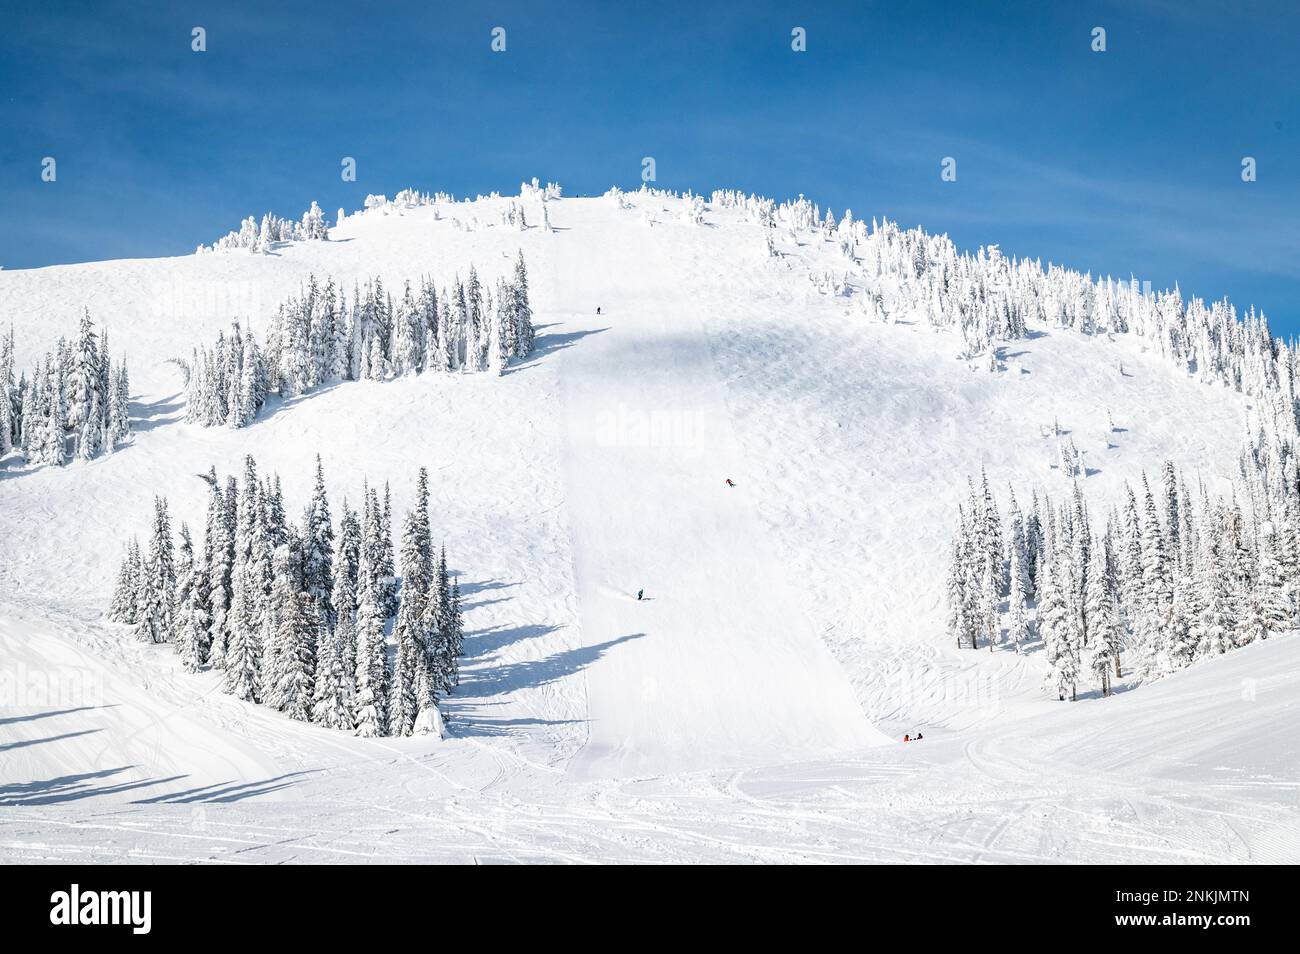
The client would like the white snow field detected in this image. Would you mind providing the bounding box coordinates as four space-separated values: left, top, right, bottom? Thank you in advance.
1 191 1296 863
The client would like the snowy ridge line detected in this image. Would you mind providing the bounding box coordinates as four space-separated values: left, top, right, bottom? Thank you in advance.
187 177 1293 441
196 178 564 255
610 182 1290 442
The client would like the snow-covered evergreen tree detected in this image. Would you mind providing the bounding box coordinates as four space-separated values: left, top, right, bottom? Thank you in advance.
69 310 104 461
352 565 389 738
1085 545 1118 696
224 458 264 701
174 520 210 674
1007 534 1030 652
302 455 335 625
109 537 143 624
140 496 177 644
265 540 315 721
204 473 231 669
512 251 535 357
389 468 436 736
311 604 351 730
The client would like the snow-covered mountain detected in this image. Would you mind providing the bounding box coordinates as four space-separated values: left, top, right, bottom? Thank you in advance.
1 186 1295 863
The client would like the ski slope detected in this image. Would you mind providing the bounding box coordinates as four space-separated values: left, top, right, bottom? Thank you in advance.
545 229 885 776
1 190 1296 862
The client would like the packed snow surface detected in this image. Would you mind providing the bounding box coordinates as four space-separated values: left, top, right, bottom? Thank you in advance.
1 193 1295 862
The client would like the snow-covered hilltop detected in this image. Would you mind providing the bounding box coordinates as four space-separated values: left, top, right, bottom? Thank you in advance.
0 183 1295 863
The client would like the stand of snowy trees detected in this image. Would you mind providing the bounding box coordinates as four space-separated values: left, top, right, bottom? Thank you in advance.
948 459 1295 702
0 313 131 469
197 201 331 254
184 253 535 428
109 456 466 737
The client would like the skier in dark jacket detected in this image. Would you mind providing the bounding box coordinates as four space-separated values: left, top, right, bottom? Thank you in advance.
636 588 644 601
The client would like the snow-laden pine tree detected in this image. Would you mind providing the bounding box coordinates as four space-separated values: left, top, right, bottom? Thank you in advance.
173 522 194 635
496 277 518 360
1255 526 1292 639
467 268 488 372
978 470 1004 593
311 603 351 730
1007 530 1030 652
140 496 177 644
444 576 464 688
1162 460 1182 576
33 354 68 467
224 559 263 702
945 508 973 649
0 328 13 457
253 484 281 685
389 620 420 737
333 498 361 683
109 537 143 624
279 295 312 397
1135 476 1172 674
309 278 338 388
1238 573 1270 647
1192 503 1237 659
1084 544 1117 697
487 286 507 375
978 562 999 651
224 458 264 701
1037 539 1069 699
389 468 436 736
108 362 131 448
302 455 335 625
1163 535 1196 671
175 520 210 673
422 546 455 692
512 251 535 357
265 540 315 722
69 310 105 461
332 288 356 382
204 474 231 669
377 483 398 619
352 560 389 738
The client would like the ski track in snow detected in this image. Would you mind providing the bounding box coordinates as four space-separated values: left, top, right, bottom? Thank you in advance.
1 195 1297 862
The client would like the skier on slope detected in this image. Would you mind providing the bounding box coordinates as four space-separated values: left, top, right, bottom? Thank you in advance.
725 478 735 487
636 588 644 601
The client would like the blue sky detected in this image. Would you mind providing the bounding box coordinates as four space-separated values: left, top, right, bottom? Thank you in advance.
2 1 1298 331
